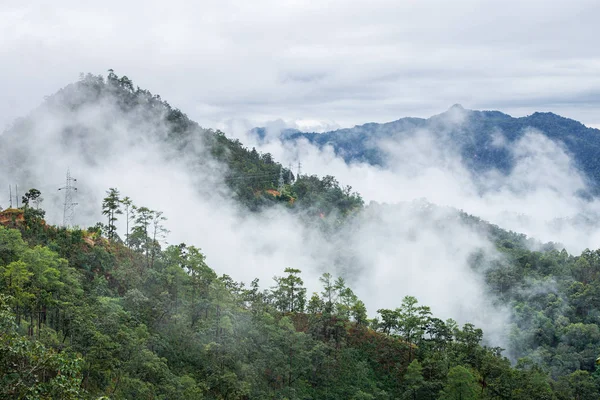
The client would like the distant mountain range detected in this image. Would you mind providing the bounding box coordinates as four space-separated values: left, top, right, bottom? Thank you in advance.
251 105 600 192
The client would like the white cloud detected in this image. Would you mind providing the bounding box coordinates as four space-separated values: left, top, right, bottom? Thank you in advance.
231 108 600 254
1 0 600 130
3 0 600 354
0 84 516 350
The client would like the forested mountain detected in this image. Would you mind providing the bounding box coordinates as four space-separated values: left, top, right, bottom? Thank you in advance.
2 72 600 399
3 196 600 399
0 71 363 217
252 105 600 192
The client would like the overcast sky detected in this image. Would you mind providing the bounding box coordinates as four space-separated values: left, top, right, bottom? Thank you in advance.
2 0 600 132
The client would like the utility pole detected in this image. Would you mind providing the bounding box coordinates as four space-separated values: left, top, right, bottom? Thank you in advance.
58 168 78 227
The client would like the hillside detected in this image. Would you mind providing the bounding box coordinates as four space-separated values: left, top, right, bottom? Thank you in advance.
3 72 600 399
0 71 363 218
2 195 600 399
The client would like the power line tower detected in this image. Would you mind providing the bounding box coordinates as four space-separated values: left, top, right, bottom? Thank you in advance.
288 163 294 183
58 169 78 227
297 161 302 178
8 185 12 208
278 167 284 193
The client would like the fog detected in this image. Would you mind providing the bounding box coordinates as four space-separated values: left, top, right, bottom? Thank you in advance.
4 80 597 354
227 106 600 254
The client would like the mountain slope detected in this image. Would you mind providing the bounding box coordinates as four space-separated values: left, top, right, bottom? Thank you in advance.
3 71 600 398
254 105 600 191
0 72 363 218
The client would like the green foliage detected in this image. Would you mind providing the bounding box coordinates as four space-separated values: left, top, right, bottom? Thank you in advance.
439 365 479 400
96 72 365 219
0 295 84 399
4 70 600 399
403 359 425 399
272 268 307 313
21 188 42 209
101 188 122 240
291 174 364 220
3 211 600 399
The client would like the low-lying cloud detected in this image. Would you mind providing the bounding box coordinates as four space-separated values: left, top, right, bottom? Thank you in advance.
6 88 595 356
230 108 600 254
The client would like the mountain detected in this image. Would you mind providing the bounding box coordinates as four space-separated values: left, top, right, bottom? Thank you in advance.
0 72 363 218
253 105 600 191
2 202 590 399
3 72 600 398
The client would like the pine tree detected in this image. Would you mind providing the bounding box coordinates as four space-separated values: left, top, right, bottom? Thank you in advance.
272 268 307 313
102 188 122 240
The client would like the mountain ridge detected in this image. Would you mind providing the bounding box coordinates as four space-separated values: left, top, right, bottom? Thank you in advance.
256 106 599 137
3 72 600 398
251 106 600 191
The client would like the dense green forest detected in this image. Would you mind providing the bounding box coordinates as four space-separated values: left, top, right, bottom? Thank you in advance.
2 72 600 399
2 187 600 399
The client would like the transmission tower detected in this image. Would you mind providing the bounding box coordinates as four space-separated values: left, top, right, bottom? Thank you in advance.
278 167 284 193
287 163 294 182
58 169 78 227
297 161 302 178
8 185 12 208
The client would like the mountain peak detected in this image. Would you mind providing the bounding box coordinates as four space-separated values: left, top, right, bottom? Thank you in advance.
449 103 465 111
268 105 600 191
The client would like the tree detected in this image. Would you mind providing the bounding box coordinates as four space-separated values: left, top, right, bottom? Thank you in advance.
21 188 42 209
0 225 27 265
335 277 357 319
352 300 368 326
439 366 479 400
150 211 168 269
120 196 134 247
107 68 118 84
377 308 398 335
21 188 46 228
554 370 600 400
307 292 324 314
425 317 453 352
1 260 33 325
403 359 425 400
172 244 216 328
0 295 84 399
320 272 336 314
130 206 153 266
102 188 122 240
243 277 269 314
396 296 431 361
184 245 215 296
511 362 554 400
272 268 307 313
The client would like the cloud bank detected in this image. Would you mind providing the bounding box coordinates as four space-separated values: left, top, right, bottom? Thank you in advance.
0 84 518 351
229 107 600 254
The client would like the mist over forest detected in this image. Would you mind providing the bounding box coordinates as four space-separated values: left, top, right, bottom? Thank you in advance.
2 1 600 398
1 71 600 399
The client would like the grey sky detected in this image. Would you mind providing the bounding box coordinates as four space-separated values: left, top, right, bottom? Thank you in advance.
2 0 600 131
